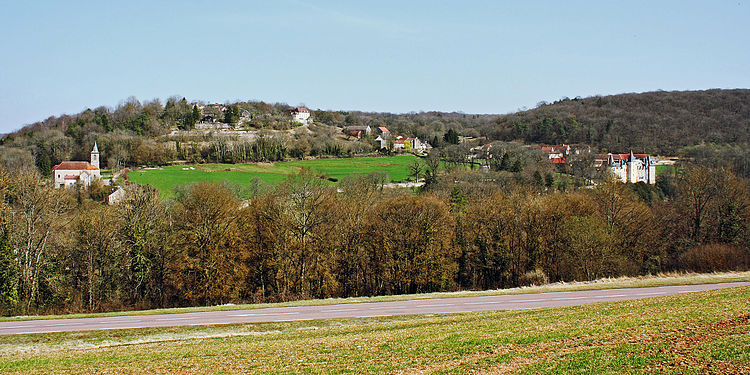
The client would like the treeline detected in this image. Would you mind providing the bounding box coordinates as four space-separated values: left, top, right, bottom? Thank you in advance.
489 89 750 155
313 89 750 156
0 128 374 174
3 89 749 178
1 164 748 315
321 90 750 178
0 95 384 172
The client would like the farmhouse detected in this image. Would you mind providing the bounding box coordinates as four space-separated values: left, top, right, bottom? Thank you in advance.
289 107 312 125
108 186 126 205
53 143 101 188
374 135 387 149
376 126 391 138
537 144 571 164
393 136 430 153
345 125 372 137
599 151 656 184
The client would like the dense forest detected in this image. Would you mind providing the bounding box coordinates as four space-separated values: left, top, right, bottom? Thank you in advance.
0 161 748 315
1 89 749 178
488 89 750 154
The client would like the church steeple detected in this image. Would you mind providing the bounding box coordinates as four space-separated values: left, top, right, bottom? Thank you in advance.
91 142 100 169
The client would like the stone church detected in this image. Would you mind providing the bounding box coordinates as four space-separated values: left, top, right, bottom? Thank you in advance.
52 143 101 188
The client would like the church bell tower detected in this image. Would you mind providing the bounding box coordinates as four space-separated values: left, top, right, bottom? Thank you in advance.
91 142 100 169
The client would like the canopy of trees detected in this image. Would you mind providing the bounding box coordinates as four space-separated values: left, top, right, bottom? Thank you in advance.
0 163 747 316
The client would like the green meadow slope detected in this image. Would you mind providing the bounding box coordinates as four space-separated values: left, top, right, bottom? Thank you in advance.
128 154 417 198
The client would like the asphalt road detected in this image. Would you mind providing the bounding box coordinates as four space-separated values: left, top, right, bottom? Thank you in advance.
1 282 747 335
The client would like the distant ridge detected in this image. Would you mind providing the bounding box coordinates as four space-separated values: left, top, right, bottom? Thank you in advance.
485 89 750 154
3 89 749 156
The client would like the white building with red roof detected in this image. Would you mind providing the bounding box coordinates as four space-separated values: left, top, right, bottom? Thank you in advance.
52 143 101 188
536 144 571 164
376 126 391 138
289 107 311 125
599 151 656 184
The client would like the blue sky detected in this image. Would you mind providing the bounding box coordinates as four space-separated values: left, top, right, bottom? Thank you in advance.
1 1 748 133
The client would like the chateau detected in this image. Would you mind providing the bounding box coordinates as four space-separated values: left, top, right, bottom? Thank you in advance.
52 143 101 188
602 151 656 184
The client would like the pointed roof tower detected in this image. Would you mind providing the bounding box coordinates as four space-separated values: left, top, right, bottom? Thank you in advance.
90 141 100 169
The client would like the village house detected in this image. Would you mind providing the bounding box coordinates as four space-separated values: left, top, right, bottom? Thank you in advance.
108 186 126 205
288 107 312 125
53 143 101 188
470 143 494 158
393 136 430 153
372 126 391 148
199 104 227 112
598 151 656 184
537 144 571 164
344 125 372 138
374 135 387 149
199 115 216 123
376 126 391 138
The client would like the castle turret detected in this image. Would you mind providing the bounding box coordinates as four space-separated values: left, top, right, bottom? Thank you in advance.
91 142 100 169
626 150 636 183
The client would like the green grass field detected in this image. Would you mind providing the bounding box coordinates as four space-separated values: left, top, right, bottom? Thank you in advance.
1 285 748 374
656 164 680 177
128 155 417 198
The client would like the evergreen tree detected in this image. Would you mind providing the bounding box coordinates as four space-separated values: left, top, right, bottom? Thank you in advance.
443 128 460 145
224 105 240 125
533 170 544 186
511 159 522 173
36 149 51 176
0 213 17 314
431 135 441 148
182 104 200 129
192 105 200 125
499 152 510 171
545 173 555 188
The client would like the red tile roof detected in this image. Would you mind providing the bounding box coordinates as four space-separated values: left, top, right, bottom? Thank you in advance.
53 161 98 171
609 153 649 161
539 144 569 152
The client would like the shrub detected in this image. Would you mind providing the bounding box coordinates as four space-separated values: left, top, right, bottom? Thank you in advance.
678 243 750 272
519 268 550 286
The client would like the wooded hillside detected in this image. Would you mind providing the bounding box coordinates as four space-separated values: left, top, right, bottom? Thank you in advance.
483 89 750 155
1 89 748 176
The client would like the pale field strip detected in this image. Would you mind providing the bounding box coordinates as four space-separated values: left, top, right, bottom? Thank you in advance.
0 283 721 333
1 271 747 324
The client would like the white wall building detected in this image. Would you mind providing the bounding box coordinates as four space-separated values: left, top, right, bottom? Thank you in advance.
108 186 126 205
53 143 101 188
605 151 656 184
290 107 311 125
